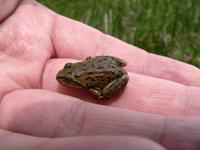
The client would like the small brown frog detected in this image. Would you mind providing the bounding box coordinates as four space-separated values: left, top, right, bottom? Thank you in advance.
56 56 129 99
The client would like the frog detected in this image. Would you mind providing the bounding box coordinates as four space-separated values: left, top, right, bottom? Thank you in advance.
56 56 129 99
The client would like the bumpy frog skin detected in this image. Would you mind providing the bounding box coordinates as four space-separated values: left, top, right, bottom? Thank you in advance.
56 56 129 99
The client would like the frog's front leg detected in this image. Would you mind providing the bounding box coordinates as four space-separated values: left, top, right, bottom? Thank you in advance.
88 87 104 99
101 74 129 99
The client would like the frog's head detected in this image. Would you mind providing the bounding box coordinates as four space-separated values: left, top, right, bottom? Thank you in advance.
56 63 81 88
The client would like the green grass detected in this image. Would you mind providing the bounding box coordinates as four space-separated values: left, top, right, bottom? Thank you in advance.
38 0 200 67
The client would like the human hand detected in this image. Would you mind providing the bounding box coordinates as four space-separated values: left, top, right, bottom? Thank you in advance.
0 0 200 149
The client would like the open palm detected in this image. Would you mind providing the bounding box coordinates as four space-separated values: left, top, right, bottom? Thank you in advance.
0 1 200 149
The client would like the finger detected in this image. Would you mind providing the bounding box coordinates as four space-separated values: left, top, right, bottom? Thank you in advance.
46 136 165 150
0 0 55 99
52 15 200 86
43 58 200 116
1 89 200 150
0 129 164 150
0 0 22 22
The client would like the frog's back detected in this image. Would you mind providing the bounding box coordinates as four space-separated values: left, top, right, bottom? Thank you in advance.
74 56 123 74
86 56 127 67
73 56 126 89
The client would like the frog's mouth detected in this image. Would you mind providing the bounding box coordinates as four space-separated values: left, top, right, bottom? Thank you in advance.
56 72 83 88
56 77 67 86
56 71 67 85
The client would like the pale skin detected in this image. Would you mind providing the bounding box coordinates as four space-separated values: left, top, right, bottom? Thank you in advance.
1 0 200 149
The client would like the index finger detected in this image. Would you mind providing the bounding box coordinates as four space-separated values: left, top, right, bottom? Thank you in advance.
52 15 200 86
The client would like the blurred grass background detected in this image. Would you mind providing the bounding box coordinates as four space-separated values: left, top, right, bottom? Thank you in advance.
38 0 200 67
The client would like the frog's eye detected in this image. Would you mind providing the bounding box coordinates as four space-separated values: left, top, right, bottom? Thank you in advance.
64 63 72 69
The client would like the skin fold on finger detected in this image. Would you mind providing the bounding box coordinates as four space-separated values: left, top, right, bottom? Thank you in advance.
42 58 200 116
52 15 200 86
0 0 22 22
0 89 200 150
0 129 165 150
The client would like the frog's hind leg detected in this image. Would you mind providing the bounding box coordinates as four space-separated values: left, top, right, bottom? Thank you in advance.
102 74 129 99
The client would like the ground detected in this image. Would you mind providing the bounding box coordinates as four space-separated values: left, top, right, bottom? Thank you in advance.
39 0 200 67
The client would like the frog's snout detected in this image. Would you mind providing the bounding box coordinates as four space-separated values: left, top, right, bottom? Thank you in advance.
56 70 65 80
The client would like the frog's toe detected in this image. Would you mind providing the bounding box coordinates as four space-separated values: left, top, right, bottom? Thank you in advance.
85 56 92 61
96 95 105 99
88 88 102 97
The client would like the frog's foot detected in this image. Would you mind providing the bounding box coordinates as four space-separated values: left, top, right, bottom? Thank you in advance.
102 74 129 99
88 88 104 99
110 56 127 67
85 56 92 61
